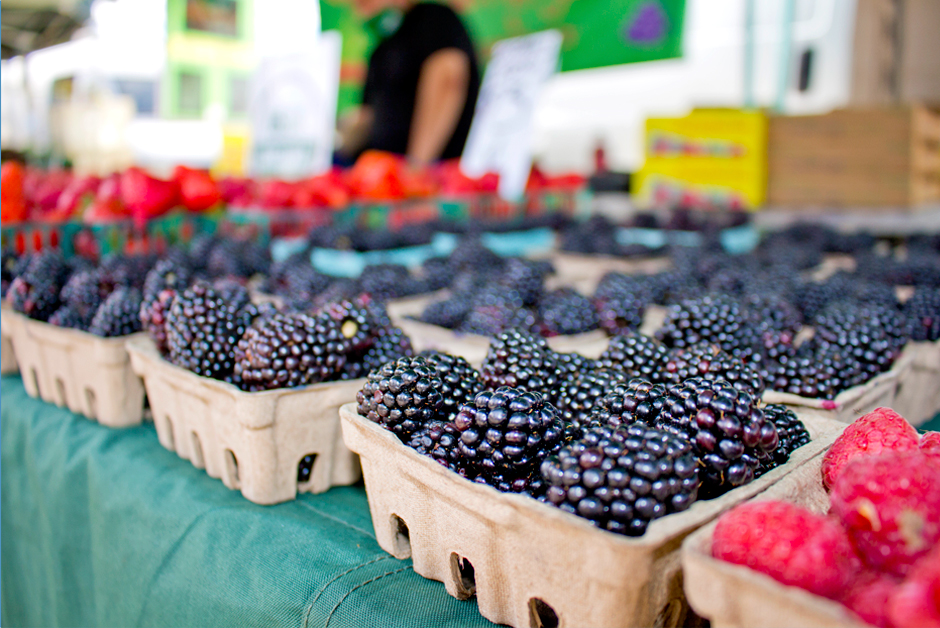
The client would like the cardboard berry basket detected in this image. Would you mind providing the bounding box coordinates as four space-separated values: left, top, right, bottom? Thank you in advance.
1 305 18 374
761 351 914 424
1 308 145 427
126 336 361 505
550 253 672 294
339 403 845 628
892 340 940 427
681 453 869 628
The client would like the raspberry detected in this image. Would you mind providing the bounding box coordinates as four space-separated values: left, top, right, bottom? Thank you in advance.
821 407 920 490
839 572 900 628
830 451 940 577
921 431 940 456
888 544 940 628
712 501 860 600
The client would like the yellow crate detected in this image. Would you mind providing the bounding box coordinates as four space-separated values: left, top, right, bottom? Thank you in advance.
636 109 768 210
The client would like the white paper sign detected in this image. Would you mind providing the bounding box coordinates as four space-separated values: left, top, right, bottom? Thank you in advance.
460 30 562 201
249 30 341 178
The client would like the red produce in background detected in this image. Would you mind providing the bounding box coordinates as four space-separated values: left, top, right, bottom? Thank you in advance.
29 169 72 216
120 167 179 227
345 150 406 201
218 176 254 207
292 171 351 209
173 165 221 212
257 178 297 209
84 173 128 223
1 161 28 223
47 175 101 222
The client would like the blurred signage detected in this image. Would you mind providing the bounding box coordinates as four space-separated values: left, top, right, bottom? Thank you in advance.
460 30 562 201
249 31 342 178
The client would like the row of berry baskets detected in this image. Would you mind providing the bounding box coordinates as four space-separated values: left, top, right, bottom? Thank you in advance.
1 288 938 627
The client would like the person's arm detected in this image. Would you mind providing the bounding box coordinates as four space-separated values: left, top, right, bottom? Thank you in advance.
407 48 470 165
336 105 374 160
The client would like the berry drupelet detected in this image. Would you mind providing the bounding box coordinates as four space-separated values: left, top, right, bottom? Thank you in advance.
356 356 444 440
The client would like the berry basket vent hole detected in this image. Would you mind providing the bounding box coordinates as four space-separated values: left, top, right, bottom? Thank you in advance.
55 377 67 407
528 598 559 628
30 368 41 397
162 416 176 450
390 514 412 557
84 387 97 420
224 449 240 487
448 553 476 599
297 454 317 486
190 431 205 469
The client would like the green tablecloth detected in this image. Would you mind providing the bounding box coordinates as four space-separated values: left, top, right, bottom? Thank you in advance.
0 375 496 628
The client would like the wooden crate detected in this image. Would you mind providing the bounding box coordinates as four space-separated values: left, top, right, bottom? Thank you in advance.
767 106 940 207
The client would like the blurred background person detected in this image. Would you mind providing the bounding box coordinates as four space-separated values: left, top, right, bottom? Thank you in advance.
337 0 480 166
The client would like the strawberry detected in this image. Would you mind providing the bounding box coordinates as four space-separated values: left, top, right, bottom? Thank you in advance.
173 166 220 212
120 167 179 227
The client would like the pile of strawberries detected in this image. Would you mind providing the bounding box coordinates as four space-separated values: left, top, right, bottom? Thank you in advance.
713 408 940 627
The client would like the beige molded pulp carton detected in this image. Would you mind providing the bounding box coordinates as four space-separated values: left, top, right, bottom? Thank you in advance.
2 309 144 427
1 306 18 374
340 403 845 628
893 340 940 426
682 454 870 628
126 336 360 505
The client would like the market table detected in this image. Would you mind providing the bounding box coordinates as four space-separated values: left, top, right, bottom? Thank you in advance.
0 375 496 628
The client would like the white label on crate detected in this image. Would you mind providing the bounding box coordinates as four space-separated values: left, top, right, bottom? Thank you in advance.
249 31 341 178
460 30 562 202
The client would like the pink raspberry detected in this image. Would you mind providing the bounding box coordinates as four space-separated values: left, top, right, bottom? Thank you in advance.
921 431 940 456
822 407 920 490
839 571 900 628
713 500 861 600
888 544 940 628
830 450 940 577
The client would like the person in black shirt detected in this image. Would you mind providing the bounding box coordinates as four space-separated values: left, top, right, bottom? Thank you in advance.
338 1 481 164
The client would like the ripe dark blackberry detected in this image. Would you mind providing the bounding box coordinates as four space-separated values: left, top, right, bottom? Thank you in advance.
212 278 251 312
763 353 839 400
656 294 749 354
89 287 144 337
358 264 412 301
461 297 539 337
8 251 69 321
659 377 778 497
60 268 103 323
349 325 415 379
1 249 19 297
419 351 484 421
419 296 472 329
742 292 803 334
540 422 699 536
662 343 765 396
499 258 547 306
538 288 598 336
140 289 176 355
595 292 646 336
142 259 191 303
322 298 374 352
356 356 444 440
904 287 940 341
48 305 86 330
452 387 566 486
553 351 597 382
589 378 667 428
555 369 627 428
405 419 455 457
596 331 668 381
813 301 909 378
234 311 349 390
757 404 810 475
479 329 559 397
166 282 256 380
98 253 155 290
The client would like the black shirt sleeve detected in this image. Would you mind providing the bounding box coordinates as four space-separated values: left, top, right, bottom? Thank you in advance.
407 3 475 63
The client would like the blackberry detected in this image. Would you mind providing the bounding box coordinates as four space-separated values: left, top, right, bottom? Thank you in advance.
741 292 803 334
553 351 597 382
233 312 342 391
266 260 332 307
659 377 778 497
763 352 839 399
61 269 103 324
451 387 566 485
405 419 457 458
596 331 668 381
142 259 191 303
8 251 69 321
539 288 598 336
595 292 646 336
904 287 940 341
757 404 810 475
140 289 176 355
419 351 484 421
89 287 144 337
359 264 413 301
356 356 444 440
212 278 251 312
813 301 909 377
166 281 256 380
540 422 699 536
499 258 547 306
662 343 765 396
419 296 472 329
98 253 155 290
555 369 627 428
1 249 19 297
345 325 416 380
48 305 86 330
479 329 559 397
656 294 750 354
322 298 374 352
590 378 667 428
